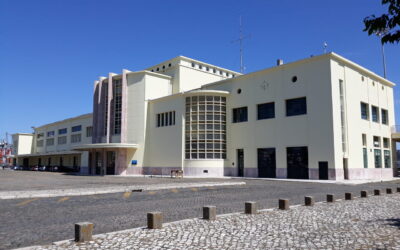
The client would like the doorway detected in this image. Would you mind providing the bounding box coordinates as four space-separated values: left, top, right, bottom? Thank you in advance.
258 148 276 178
23 158 29 169
318 161 329 180
287 147 309 179
343 158 349 180
237 149 244 177
106 151 116 175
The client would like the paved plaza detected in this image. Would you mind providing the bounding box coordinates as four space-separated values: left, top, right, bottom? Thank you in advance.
28 193 400 249
1 172 400 249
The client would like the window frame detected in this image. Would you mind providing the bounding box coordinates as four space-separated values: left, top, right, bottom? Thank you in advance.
360 102 369 120
257 102 275 120
232 106 248 123
286 97 307 117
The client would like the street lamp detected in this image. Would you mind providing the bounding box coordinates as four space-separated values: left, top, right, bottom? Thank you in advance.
375 29 388 79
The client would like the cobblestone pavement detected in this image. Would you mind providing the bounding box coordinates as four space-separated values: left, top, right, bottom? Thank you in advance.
30 193 400 249
2 179 400 249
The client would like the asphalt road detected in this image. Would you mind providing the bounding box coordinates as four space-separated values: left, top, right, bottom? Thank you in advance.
1 179 400 249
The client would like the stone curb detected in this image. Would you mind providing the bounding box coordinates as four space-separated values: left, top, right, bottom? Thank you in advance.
15 192 399 250
0 182 246 200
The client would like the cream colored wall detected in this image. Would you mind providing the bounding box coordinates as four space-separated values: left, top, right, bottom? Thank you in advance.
177 65 228 93
124 72 171 171
144 97 184 168
203 57 336 176
12 134 34 155
331 60 394 178
34 115 93 154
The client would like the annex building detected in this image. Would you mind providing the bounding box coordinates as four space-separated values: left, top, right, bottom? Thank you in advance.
13 53 400 180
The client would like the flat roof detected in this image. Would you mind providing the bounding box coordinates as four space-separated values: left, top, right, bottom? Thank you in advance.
35 113 93 130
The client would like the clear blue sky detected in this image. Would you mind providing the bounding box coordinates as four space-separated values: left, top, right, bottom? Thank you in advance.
1 0 399 138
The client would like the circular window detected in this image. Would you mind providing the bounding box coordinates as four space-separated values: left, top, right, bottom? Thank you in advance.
237 88 242 94
291 76 298 83
372 81 375 86
361 76 365 82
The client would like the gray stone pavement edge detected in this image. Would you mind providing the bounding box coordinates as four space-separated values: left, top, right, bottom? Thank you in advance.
0 181 246 200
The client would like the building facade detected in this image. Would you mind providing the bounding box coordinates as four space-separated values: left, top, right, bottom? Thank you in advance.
13 114 92 172
13 53 399 180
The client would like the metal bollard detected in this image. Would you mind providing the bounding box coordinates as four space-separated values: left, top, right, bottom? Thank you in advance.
360 190 368 198
75 222 94 242
304 196 314 206
244 201 258 214
203 206 216 220
386 188 393 194
374 189 381 196
345 193 353 200
278 199 289 210
326 194 335 203
147 212 163 229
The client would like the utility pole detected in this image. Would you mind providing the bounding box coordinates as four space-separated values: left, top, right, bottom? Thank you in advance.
231 16 251 73
375 30 388 78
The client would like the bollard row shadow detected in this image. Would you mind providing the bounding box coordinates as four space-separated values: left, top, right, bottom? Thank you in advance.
73 186 400 243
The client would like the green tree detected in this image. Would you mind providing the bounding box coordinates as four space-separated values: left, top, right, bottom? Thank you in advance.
363 0 400 44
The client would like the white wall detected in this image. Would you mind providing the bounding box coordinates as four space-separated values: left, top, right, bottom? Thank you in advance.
331 60 395 179
202 56 336 178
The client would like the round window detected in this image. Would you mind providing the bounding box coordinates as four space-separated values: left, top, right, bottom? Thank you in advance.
237 88 242 94
291 76 298 83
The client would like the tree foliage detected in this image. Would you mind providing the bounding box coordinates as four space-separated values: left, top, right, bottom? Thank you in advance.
363 0 400 44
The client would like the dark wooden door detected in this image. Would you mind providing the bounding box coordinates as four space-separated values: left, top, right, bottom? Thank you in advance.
258 148 276 178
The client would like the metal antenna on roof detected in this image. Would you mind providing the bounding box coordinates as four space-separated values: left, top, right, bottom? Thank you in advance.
231 16 251 73
323 42 328 54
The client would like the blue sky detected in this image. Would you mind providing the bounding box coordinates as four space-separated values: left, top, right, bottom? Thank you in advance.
0 0 399 138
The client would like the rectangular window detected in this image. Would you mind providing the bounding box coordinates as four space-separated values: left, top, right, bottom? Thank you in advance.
383 137 389 148
373 136 380 147
58 128 67 134
360 102 369 120
286 97 307 116
371 106 379 122
86 126 93 137
71 125 82 132
257 102 275 120
58 136 67 145
46 138 54 146
156 111 176 127
384 150 391 168
71 134 81 143
374 149 382 168
363 148 368 168
47 131 55 137
36 140 43 147
362 134 367 147
232 107 248 123
381 109 388 125
37 133 44 139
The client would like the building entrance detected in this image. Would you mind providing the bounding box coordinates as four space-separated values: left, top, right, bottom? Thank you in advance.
287 147 309 179
258 148 276 178
237 149 244 177
106 151 116 175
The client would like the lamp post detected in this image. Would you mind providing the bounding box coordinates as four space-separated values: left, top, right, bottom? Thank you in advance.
375 30 388 79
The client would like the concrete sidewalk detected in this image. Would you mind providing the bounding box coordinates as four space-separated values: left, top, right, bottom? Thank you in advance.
0 181 246 200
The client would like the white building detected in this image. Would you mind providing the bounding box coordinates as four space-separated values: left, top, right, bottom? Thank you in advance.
13 53 400 180
13 113 92 171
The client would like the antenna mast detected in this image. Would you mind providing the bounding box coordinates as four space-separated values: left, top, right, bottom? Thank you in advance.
232 16 250 73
